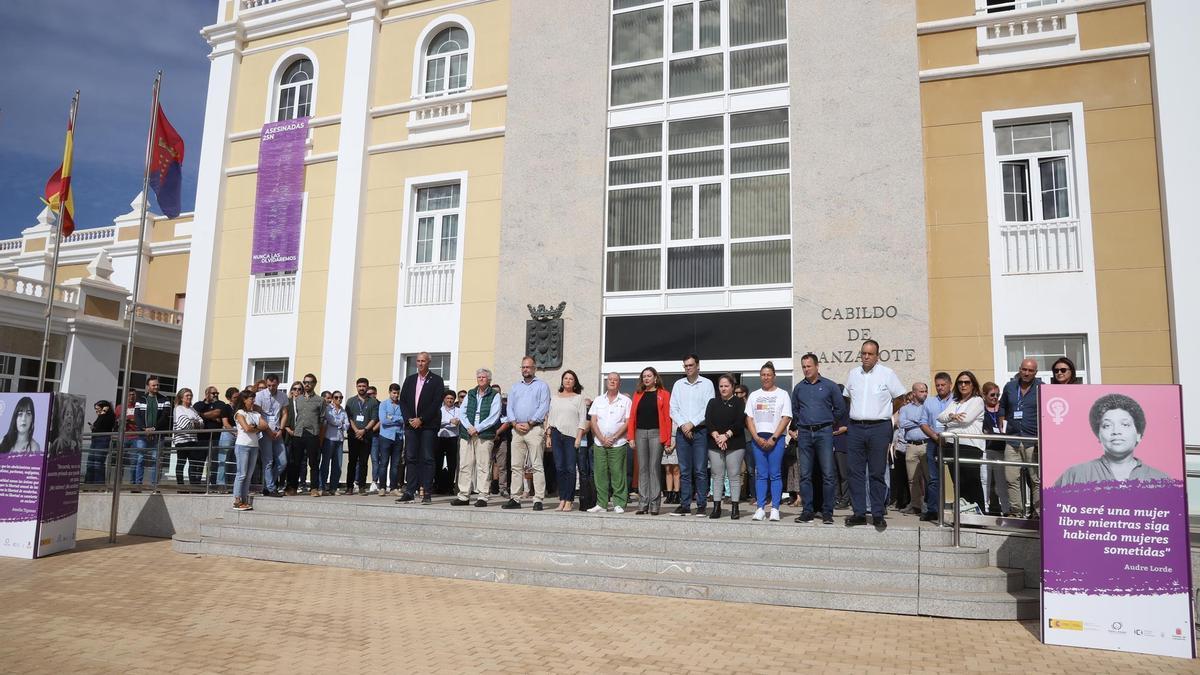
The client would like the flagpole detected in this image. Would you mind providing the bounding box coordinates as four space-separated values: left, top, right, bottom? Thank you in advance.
110 72 161 544
37 90 79 391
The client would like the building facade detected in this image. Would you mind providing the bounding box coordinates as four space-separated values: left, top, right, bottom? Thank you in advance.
181 0 1197 452
181 0 508 393
0 194 191 405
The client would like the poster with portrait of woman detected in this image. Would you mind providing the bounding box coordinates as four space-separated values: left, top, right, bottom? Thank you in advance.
36 393 85 557
1040 384 1194 659
0 393 52 559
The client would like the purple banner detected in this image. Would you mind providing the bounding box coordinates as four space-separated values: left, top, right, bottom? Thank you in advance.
251 117 308 274
0 393 51 559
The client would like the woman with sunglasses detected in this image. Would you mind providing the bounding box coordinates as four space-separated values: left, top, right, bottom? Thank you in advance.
980 381 1010 516
1051 357 1078 384
321 390 348 495
937 371 986 512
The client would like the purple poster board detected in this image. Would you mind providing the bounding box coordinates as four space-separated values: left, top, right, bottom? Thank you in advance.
0 393 52 558
37 393 84 557
250 117 308 274
1040 384 1194 659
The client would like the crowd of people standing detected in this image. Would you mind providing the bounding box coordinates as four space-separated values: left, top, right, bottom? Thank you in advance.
88 342 1073 524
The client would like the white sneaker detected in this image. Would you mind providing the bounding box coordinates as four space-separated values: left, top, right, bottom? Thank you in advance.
369 482 379 494
587 505 604 513
613 505 624 514
769 508 780 521
752 508 765 521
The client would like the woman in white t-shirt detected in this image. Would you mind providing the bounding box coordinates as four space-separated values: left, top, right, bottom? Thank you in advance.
744 361 793 522
232 389 268 511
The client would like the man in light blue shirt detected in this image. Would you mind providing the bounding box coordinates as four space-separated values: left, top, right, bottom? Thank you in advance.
896 382 929 514
918 372 953 521
377 383 406 495
504 356 551 510
669 353 716 514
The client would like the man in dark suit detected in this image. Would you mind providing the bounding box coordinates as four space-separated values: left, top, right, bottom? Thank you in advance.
396 351 445 504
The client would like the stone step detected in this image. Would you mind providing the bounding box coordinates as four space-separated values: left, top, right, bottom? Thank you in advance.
917 565 1026 593
201 521 924 589
244 495 955 548
918 588 1039 621
182 534 923 616
213 509 954 568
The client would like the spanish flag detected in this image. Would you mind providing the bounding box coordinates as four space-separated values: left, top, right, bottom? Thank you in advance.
43 112 76 237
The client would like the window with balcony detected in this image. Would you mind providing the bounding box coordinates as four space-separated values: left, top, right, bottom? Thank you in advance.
975 0 1077 60
605 108 791 293
406 184 461 306
609 0 787 107
276 58 313 121
1005 334 1088 383
252 271 297 315
993 119 1080 274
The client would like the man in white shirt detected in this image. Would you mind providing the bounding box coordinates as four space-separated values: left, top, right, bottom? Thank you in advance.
843 340 907 531
588 372 632 513
669 353 716 514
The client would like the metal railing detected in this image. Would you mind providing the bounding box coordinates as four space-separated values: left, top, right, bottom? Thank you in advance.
405 261 456 306
999 218 1082 274
252 273 297 315
938 431 1040 547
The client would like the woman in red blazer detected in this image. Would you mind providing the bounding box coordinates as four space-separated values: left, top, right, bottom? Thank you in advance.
629 367 672 515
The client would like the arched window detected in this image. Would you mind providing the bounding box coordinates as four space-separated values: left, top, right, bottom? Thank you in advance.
422 27 469 97
276 58 313 121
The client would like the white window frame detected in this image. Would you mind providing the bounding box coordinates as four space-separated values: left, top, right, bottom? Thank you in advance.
249 358 291 385
609 0 789 110
265 48 319 124
0 352 64 393
411 15 477 100
604 110 792 297
410 183 463 266
1003 334 1089 383
402 352 452 381
994 119 1076 224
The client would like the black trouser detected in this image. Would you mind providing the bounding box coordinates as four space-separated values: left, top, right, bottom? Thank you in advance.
347 433 372 490
175 441 204 485
405 427 436 497
433 435 457 494
834 450 850 505
946 445 985 509
890 454 910 509
287 432 320 490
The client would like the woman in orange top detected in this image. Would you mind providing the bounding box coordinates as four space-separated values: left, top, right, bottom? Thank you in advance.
628 367 672 515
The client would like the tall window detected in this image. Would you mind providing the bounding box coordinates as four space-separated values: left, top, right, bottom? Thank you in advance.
606 109 791 292
1005 335 1088 383
994 120 1074 223
276 58 313 121
413 185 461 265
423 27 470 97
610 0 787 106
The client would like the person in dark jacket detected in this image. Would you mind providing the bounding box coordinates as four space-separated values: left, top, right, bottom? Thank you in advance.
704 374 746 519
86 400 117 484
396 351 446 504
132 377 172 486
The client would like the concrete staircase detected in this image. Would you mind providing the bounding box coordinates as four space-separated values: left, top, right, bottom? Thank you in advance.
173 495 1037 619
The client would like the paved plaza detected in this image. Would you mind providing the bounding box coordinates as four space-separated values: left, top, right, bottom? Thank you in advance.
0 530 1193 674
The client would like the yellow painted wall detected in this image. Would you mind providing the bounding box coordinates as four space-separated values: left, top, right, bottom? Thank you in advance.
918 29 978 70
917 0 974 23
232 31 349 132
1079 4 1148 51
920 55 1171 384
142 253 191 308
358 135 505 391
374 0 510 109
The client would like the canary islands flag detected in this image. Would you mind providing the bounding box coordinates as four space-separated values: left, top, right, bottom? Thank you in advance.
148 103 184 218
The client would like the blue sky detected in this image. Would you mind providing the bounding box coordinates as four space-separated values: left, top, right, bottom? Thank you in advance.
0 1 216 239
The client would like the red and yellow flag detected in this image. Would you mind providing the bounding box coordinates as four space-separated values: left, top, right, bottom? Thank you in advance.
42 115 76 237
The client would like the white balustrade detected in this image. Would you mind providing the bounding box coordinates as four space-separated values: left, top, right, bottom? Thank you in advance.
0 271 80 305
1000 219 1082 274
127 302 184 326
62 226 116 244
979 0 1070 42
405 262 456 306
413 101 466 123
252 274 297 315
240 0 284 9
0 238 22 252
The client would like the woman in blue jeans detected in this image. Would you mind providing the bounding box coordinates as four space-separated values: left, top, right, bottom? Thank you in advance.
320 391 348 495
744 362 793 522
546 370 587 511
232 390 267 510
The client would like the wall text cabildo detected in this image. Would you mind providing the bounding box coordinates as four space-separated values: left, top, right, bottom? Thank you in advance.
815 305 917 365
